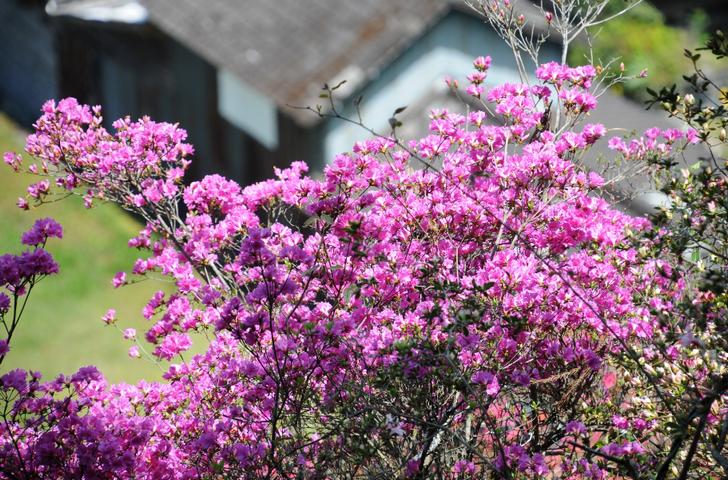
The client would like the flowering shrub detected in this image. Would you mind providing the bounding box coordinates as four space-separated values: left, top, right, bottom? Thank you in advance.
0 57 706 478
624 32 728 478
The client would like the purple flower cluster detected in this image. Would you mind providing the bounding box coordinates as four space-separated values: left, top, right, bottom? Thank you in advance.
21 217 63 246
0 248 58 287
0 223 61 367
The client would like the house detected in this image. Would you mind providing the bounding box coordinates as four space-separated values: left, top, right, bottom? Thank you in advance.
2 0 557 180
2 0 683 215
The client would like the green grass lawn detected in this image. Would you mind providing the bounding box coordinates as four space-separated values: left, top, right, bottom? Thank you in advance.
0 112 169 383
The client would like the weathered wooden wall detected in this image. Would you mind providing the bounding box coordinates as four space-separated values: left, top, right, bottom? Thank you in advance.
0 0 59 126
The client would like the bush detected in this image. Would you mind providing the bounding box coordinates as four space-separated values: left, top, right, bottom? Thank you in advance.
0 54 709 478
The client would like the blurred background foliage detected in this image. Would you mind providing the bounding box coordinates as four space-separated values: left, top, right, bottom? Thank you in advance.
569 1 715 101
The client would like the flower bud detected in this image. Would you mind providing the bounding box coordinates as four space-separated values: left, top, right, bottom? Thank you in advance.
102 308 117 325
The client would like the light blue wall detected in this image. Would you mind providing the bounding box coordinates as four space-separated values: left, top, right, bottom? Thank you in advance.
321 11 560 163
217 69 278 151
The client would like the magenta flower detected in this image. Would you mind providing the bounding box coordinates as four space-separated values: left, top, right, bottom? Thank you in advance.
102 308 117 325
112 271 126 288
154 332 192 360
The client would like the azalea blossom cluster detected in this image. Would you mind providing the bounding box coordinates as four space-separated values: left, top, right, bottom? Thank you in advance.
607 126 701 162
0 218 61 363
0 59 700 478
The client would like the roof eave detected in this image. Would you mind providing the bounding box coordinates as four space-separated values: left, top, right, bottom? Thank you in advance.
45 0 149 25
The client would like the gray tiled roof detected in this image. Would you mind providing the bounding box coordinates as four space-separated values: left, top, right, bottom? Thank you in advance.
48 0 553 125
139 0 548 126
140 0 451 125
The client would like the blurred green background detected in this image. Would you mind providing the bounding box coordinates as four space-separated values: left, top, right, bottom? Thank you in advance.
568 1 715 101
0 112 165 383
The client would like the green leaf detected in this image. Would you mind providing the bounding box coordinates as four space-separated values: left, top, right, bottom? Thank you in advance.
303 216 317 227
343 284 360 302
